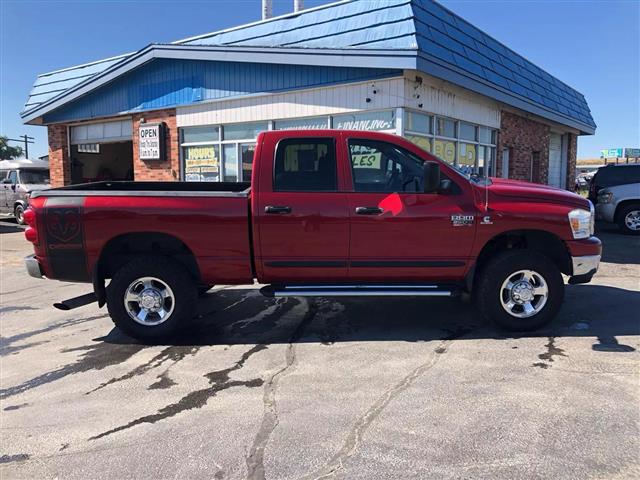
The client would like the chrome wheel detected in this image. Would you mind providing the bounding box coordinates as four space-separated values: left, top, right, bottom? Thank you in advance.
624 210 640 231
124 277 175 326
500 269 548 318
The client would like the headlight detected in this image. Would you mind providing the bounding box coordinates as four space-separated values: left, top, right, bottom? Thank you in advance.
598 191 613 204
568 205 594 239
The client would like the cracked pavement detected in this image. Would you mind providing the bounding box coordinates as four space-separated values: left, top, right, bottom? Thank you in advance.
1 221 639 479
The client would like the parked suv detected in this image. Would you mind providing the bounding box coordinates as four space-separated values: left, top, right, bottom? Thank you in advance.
589 164 640 234
0 159 50 224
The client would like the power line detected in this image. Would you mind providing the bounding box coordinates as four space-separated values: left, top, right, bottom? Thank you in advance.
6 135 35 158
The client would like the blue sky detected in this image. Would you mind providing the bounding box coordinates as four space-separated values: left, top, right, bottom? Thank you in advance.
1 0 638 159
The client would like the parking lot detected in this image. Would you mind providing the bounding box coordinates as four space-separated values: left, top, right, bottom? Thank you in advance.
1 220 638 479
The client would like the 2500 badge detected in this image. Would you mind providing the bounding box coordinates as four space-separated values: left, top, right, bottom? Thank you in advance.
451 214 474 227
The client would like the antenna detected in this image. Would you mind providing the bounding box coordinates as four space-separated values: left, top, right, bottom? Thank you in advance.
262 0 272 20
294 0 304 12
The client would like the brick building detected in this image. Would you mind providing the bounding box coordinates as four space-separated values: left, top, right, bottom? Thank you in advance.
22 0 595 189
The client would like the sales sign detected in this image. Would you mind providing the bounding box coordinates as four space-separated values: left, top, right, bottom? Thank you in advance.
139 123 165 161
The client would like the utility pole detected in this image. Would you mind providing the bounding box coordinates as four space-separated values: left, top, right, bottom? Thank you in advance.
6 135 35 158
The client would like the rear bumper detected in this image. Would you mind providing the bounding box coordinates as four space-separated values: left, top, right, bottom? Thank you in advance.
25 254 44 279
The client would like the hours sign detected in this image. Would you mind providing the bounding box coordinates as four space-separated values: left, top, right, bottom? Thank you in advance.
138 123 165 161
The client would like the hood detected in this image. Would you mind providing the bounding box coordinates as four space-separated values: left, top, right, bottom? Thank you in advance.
487 178 590 209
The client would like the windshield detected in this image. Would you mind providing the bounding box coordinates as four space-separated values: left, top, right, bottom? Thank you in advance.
19 169 50 184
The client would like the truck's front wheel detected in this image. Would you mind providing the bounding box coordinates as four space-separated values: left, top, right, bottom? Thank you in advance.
106 256 197 342
476 250 564 331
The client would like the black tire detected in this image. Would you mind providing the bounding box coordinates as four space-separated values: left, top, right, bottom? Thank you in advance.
106 256 197 342
14 204 25 225
476 250 564 331
617 203 640 235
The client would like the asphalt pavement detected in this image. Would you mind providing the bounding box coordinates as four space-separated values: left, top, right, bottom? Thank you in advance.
1 220 639 479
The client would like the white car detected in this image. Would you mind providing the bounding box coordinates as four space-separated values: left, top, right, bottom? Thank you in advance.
596 182 640 234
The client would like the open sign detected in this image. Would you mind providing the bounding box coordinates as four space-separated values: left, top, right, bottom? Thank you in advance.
138 123 166 161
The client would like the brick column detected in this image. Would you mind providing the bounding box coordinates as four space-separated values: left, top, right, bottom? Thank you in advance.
566 133 578 191
131 108 179 181
497 111 550 184
47 124 71 187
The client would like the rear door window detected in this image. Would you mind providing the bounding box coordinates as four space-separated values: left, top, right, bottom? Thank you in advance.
273 138 337 192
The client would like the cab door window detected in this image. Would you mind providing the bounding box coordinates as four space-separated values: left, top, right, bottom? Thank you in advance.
349 139 424 193
5 171 17 185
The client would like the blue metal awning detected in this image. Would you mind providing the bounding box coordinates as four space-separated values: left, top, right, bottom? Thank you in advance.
22 0 595 134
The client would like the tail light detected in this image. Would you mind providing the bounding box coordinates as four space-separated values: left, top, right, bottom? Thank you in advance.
25 227 38 244
23 208 38 244
23 207 35 226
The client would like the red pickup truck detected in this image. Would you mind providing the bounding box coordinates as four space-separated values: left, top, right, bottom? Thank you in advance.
23 130 601 341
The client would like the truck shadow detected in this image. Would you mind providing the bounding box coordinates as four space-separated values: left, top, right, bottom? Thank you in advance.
102 284 639 351
596 222 640 265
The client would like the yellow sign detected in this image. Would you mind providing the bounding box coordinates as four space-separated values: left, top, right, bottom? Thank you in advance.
434 140 456 164
352 153 381 169
184 146 218 168
458 143 476 166
407 135 431 153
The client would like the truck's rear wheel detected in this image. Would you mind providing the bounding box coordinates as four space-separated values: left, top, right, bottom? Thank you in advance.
476 250 564 331
106 256 197 342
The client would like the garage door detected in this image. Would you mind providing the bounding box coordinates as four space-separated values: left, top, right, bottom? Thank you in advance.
548 133 562 188
70 119 132 145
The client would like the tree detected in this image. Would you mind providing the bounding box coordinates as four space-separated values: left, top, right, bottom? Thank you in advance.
0 136 23 160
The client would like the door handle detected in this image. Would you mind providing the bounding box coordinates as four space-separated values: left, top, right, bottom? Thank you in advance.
355 206 384 215
265 205 292 214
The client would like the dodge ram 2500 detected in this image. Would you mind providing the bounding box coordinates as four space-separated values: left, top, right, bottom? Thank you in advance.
24 130 601 341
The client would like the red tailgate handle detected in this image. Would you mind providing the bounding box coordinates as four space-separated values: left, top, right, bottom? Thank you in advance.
265 205 292 214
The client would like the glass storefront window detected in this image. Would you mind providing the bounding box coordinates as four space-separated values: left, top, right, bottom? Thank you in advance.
479 126 496 144
181 126 219 144
276 117 328 130
436 117 456 138
223 144 238 182
459 122 477 141
433 139 456 164
404 111 432 134
406 135 431 153
224 122 268 141
458 142 476 176
241 143 256 181
183 145 220 182
333 110 395 131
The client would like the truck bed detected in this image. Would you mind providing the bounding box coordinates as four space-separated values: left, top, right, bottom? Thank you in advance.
26 180 254 285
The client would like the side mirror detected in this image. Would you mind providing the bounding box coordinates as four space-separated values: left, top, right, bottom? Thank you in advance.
439 178 452 194
423 161 441 193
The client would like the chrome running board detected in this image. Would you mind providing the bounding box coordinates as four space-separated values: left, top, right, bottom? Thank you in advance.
260 284 455 298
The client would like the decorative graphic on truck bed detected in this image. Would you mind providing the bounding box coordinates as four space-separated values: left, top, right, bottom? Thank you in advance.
44 206 88 281
46 208 82 245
